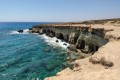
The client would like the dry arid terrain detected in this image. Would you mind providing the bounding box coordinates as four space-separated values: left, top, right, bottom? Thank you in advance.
45 19 120 80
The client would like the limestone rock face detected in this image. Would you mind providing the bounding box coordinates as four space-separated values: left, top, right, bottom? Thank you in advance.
67 45 77 52
39 29 43 34
31 24 109 53
32 28 40 33
69 32 79 44
63 34 69 42
76 32 108 53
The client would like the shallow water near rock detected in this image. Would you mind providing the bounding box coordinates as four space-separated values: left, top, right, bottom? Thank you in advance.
0 22 68 80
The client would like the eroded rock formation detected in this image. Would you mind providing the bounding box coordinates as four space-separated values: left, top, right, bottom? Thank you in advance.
30 24 109 54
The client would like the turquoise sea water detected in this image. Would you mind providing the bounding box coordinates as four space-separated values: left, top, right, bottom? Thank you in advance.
0 22 68 80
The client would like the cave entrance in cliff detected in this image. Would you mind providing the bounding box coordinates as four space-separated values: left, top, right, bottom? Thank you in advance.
43 29 46 33
89 44 99 52
47 29 50 33
59 33 64 40
51 30 55 36
46 29 50 35
79 40 85 49
95 45 99 51
52 32 56 36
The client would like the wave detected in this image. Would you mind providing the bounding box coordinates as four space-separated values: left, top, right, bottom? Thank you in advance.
39 34 70 49
9 29 70 49
9 29 29 34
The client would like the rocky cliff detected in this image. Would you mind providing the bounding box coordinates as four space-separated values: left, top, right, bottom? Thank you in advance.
28 19 120 80
30 24 110 54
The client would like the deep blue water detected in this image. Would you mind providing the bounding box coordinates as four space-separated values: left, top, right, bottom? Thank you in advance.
0 22 67 80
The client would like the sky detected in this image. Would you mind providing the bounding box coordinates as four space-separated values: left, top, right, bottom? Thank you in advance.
0 0 120 22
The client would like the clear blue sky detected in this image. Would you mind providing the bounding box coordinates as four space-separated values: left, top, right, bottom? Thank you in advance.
0 0 120 22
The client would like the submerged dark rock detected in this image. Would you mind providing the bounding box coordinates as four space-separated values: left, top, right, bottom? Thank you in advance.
29 28 32 30
18 30 23 33
56 40 59 43
63 43 67 46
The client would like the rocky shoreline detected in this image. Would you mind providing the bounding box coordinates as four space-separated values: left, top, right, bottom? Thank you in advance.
30 23 108 53
19 18 120 80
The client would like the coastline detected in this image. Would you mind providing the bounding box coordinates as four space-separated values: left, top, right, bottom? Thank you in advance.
11 29 70 49
18 19 120 80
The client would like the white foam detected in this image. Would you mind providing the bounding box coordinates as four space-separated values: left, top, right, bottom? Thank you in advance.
23 29 29 33
9 29 70 49
10 29 29 34
10 31 20 34
39 34 70 49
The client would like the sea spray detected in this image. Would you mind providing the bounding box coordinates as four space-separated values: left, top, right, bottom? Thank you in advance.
10 29 29 34
10 29 70 49
39 34 70 49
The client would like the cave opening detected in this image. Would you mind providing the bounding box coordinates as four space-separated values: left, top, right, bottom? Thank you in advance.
79 40 85 49
46 29 50 35
66 35 69 42
51 30 56 36
59 33 64 40
88 44 99 52
43 29 46 33
52 32 56 36
95 45 99 51
47 29 50 33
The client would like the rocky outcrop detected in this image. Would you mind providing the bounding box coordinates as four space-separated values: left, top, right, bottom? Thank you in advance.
31 24 109 54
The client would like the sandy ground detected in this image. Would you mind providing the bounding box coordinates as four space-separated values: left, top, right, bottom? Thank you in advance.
45 23 120 80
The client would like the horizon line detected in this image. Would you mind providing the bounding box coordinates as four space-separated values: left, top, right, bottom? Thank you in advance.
0 18 120 23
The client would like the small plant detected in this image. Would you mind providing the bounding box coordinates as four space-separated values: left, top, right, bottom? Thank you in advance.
74 63 79 68
89 57 100 64
100 57 113 68
89 57 114 69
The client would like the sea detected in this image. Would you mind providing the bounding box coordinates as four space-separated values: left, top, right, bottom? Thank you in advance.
0 22 70 80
